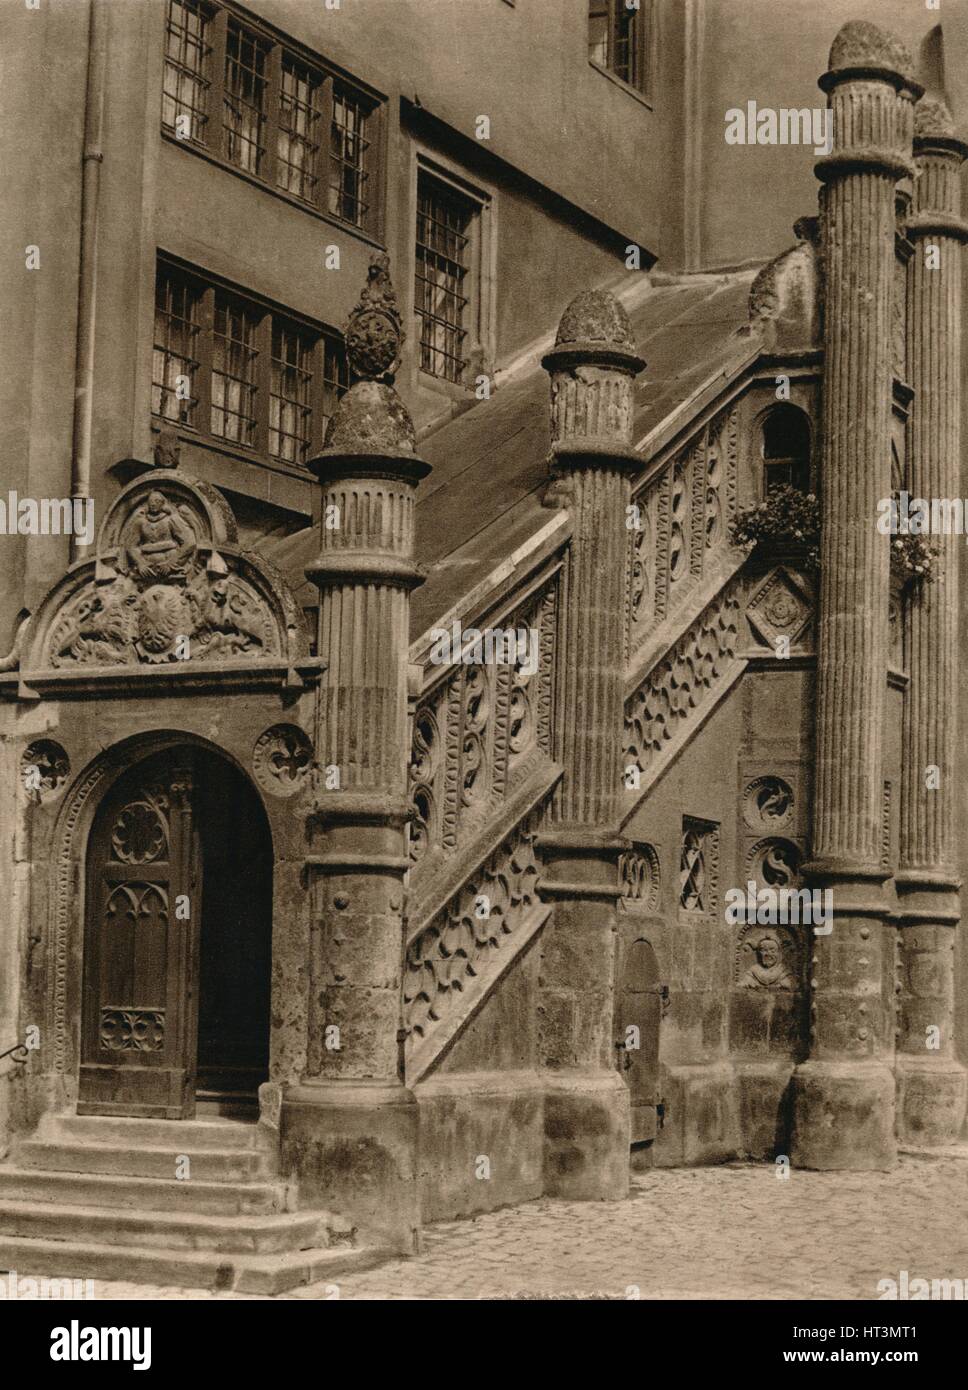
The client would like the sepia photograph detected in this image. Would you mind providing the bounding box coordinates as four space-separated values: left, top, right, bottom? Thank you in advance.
1 0 967 1359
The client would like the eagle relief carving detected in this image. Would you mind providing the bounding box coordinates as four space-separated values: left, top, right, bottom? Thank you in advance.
41 470 288 669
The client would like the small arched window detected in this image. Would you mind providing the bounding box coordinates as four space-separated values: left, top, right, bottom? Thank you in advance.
762 406 811 496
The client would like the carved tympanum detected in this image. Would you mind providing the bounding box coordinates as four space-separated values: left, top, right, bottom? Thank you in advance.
29 469 302 672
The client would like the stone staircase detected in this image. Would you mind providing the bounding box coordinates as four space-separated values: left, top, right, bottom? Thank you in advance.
0 1114 392 1293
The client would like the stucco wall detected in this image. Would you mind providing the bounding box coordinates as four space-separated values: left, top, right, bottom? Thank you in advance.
695 0 968 270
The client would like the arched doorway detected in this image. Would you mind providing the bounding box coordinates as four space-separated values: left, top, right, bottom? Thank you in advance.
78 746 271 1119
615 935 665 1148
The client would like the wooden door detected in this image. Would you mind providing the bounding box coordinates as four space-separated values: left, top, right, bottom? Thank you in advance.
615 936 665 1143
79 751 201 1118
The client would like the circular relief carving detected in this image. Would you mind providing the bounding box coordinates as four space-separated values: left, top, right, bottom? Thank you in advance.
253 724 314 797
743 775 794 831
745 836 802 887
21 739 70 800
112 802 167 864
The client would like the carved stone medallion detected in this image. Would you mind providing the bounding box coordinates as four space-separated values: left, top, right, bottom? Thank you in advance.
743 775 795 831
253 724 314 796
21 739 70 799
746 567 813 649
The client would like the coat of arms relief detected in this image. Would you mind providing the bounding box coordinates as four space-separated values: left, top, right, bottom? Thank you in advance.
29 462 302 671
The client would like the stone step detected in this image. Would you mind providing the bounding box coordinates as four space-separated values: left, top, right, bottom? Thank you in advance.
0 1168 293 1216
0 1199 350 1255
0 1234 391 1295
39 1113 269 1152
16 1140 272 1182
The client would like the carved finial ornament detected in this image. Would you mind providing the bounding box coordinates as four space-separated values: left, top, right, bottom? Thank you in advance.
345 253 404 383
826 20 915 83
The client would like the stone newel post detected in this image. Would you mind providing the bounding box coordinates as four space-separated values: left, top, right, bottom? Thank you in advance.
791 22 921 1170
896 96 968 1145
281 258 429 1249
539 290 645 1197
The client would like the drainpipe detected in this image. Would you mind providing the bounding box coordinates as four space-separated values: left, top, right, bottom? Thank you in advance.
70 0 108 563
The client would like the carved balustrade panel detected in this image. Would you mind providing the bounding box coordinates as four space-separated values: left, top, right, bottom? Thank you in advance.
626 405 739 662
624 577 743 788
408 578 558 873
403 809 544 1051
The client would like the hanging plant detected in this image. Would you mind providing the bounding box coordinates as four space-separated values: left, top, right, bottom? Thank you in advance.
729 486 821 570
889 532 938 589
730 487 938 592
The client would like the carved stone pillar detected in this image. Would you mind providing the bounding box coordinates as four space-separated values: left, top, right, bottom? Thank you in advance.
896 97 968 1146
538 291 645 1197
281 258 429 1250
791 23 920 1170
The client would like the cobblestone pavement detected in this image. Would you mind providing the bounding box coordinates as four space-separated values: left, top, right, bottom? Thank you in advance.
71 1155 968 1301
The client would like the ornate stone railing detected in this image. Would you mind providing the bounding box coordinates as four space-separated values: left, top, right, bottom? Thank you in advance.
403 567 562 1076
402 399 753 1070
624 574 746 819
408 572 559 881
403 807 550 1079
626 402 739 667
623 402 751 822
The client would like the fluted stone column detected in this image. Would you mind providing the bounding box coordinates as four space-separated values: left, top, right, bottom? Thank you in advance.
281 258 429 1250
791 22 921 1170
896 97 968 1146
538 291 645 1197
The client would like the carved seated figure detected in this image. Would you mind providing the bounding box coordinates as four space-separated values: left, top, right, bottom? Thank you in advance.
124 491 196 581
740 932 795 991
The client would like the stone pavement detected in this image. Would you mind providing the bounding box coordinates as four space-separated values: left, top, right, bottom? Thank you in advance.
56 1155 968 1301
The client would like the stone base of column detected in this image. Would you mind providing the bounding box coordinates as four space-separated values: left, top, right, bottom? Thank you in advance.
895 1055 968 1148
543 1071 629 1200
790 1059 896 1170
281 1080 420 1253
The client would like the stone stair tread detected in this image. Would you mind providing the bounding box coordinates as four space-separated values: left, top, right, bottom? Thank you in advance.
20 1139 269 1161
0 1233 390 1294
0 1167 292 1215
42 1115 266 1149
0 1166 283 1192
0 1197 321 1233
